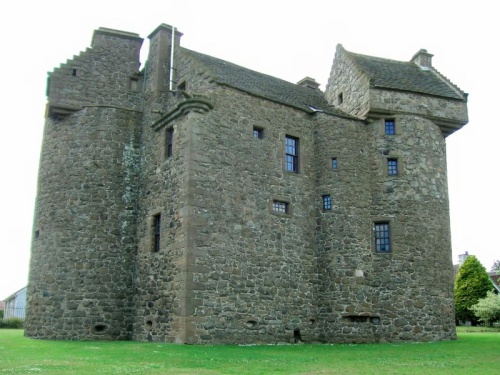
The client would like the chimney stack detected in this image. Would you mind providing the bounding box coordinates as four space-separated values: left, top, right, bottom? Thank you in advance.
411 49 433 70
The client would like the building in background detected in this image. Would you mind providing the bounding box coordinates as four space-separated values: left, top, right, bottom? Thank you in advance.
3 286 26 320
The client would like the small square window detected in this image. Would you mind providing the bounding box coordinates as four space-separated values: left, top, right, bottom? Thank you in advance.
253 127 263 139
166 128 174 158
387 158 398 176
130 78 139 91
331 158 338 170
272 200 288 214
375 222 390 253
385 119 395 135
322 195 332 211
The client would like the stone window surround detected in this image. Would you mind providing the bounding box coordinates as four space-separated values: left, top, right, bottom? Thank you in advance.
383 154 404 176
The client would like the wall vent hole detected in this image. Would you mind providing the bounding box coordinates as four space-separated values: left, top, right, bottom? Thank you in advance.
146 320 153 330
91 323 108 334
245 320 257 328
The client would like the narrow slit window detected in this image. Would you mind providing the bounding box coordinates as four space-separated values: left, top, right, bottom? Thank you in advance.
337 92 343 105
166 128 174 158
153 214 161 252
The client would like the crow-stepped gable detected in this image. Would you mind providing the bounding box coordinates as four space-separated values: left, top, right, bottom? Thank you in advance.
26 24 468 344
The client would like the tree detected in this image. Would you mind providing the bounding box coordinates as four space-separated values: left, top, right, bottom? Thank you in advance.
470 291 500 326
491 260 500 273
454 256 494 325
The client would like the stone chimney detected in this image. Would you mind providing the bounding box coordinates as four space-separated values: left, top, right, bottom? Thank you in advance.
411 49 433 69
147 24 183 95
91 27 143 61
297 77 321 90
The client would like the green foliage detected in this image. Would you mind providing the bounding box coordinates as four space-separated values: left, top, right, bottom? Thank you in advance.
471 291 500 326
1 330 500 374
0 318 24 329
0 310 3 320
455 256 494 324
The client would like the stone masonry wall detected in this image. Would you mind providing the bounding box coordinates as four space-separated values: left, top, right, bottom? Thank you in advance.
180 87 320 344
324 45 370 118
26 107 141 340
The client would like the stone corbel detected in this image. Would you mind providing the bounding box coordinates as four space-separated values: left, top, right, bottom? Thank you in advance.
152 97 214 131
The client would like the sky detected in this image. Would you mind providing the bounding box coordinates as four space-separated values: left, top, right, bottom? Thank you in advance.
0 0 498 300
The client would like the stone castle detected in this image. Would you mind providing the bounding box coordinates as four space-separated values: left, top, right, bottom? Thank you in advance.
25 24 468 344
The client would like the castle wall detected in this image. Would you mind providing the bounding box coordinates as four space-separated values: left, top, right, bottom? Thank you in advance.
26 25 464 344
173 87 320 344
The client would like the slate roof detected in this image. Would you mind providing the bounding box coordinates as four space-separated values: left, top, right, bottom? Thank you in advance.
346 51 466 100
182 48 351 117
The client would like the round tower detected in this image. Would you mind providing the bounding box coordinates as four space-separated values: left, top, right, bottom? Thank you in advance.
25 28 143 340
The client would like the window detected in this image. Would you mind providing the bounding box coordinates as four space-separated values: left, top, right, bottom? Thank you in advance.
331 157 338 170
152 214 161 252
385 119 395 135
322 195 332 211
374 222 390 253
272 200 288 214
387 158 398 176
166 128 174 158
285 135 299 173
253 127 263 139
129 78 139 91
337 92 343 105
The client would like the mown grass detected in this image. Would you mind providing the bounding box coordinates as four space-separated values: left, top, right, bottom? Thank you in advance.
0 329 499 374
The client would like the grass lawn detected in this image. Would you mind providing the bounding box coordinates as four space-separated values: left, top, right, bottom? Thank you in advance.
1 329 499 374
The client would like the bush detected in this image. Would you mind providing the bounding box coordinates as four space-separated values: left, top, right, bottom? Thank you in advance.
471 291 500 326
0 310 3 320
0 318 24 329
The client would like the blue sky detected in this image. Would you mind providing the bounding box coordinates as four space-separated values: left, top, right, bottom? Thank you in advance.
1 0 498 299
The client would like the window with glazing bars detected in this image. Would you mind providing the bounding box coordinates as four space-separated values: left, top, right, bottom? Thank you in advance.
375 222 390 253
385 119 395 135
285 135 299 173
272 200 288 214
387 158 398 175
322 195 332 211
